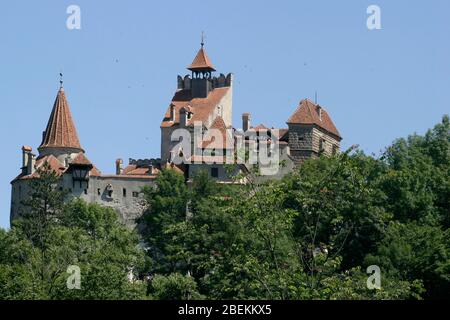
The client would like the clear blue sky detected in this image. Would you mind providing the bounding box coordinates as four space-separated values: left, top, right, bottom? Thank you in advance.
0 0 449 228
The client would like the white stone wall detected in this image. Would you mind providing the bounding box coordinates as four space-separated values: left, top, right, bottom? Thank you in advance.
10 179 32 223
11 174 156 229
216 82 233 128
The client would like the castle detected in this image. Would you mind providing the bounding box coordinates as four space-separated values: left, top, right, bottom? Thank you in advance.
10 42 341 228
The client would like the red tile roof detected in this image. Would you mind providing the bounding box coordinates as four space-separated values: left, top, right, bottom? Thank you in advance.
161 87 230 128
71 152 93 166
200 116 234 149
99 174 157 180
187 47 216 71
14 151 101 182
162 162 186 174
287 99 341 138
248 124 269 132
122 164 160 176
90 165 101 177
39 88 84 152
37 155 66 175
13 155 66 181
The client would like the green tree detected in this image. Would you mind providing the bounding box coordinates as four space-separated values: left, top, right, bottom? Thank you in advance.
141 169 189 274
365 221 450 299
0 163 147 300
149 273 204 300
380 115 450 225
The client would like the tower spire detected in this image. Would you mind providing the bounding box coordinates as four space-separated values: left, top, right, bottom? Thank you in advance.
187 35 216 73
38 81 84 155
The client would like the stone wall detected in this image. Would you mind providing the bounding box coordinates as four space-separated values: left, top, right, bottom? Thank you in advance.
65 175 154 229
11 173 155 229
288 124 340 164
10 179 31 223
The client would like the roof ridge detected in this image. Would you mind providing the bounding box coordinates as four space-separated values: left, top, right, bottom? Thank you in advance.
305 99 315 121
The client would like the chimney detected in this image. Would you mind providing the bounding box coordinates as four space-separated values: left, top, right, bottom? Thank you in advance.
242 113 251 132
27 153 36 175
170 104 176 122
21 146 32 172
317 105 322 121
180 107 188 127
115 158 123 175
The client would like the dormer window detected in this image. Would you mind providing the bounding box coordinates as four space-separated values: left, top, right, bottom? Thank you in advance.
316 106 323 121
69 163 92 188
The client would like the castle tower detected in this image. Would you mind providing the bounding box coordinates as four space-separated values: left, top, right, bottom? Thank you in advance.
38 85 84 162
187 41 216 98
161 40 234 164
287 99 341 164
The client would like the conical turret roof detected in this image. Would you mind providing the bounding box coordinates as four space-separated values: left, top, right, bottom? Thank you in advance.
38 87 84 153
187 46 216 72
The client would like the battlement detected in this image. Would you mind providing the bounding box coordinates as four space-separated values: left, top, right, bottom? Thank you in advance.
129 158 161 168
177 73 233 92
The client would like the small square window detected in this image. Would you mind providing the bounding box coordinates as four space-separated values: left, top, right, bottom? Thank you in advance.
132 191 139 198
319 139 325 152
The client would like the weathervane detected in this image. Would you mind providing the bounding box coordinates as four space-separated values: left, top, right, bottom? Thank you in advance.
59 72 64 89
201 31 205 48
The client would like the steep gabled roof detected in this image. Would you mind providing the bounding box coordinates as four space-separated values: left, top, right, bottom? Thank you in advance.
287 99 341 138
161 87 230 128
200 116 234 149
39 88 84 152
187 47 216 71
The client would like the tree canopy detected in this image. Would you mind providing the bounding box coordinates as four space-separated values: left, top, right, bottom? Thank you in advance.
1 115 448 300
